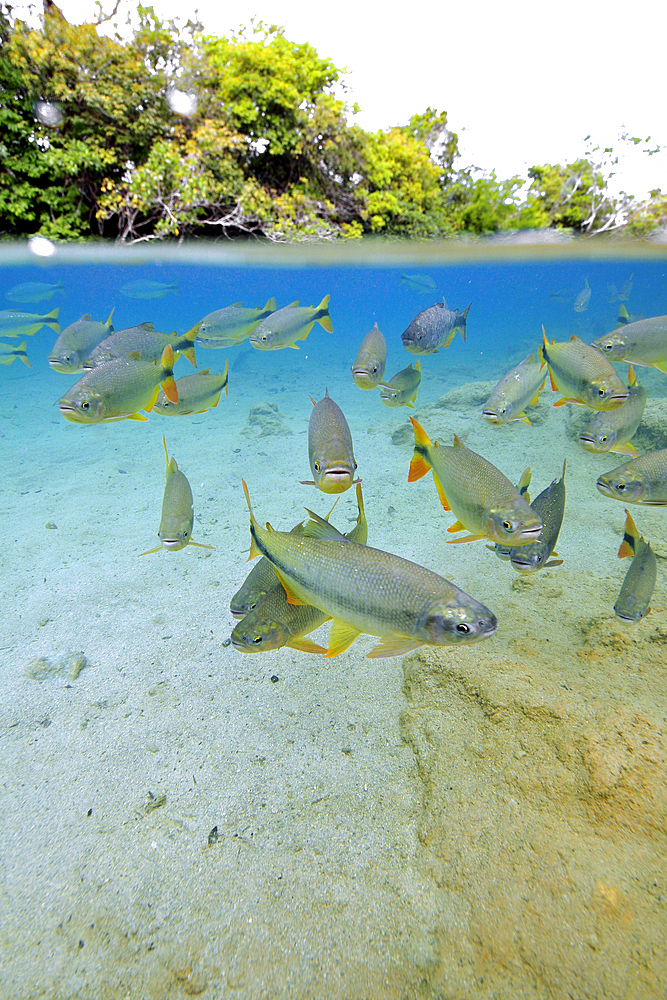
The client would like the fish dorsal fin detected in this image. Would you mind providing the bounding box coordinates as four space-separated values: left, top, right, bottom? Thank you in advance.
452 434 465 448
81 313 91 321
303 508 348 542
517 467 532 502
618 507 640 558
415 359 421 371
263 297 277 310
232 301 242 307
287 300 299 308
433 473 451 511
138 321 154 331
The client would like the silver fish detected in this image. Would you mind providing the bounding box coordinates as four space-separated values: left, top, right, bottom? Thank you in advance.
401 300 470 354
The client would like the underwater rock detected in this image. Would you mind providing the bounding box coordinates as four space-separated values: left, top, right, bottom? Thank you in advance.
633 398 667 452
25 651 88 682
426 380 497 411
241 401 293 438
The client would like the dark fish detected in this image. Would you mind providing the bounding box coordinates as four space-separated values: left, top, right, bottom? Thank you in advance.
614 509 657 623
504 461 566 572
401 301 470 354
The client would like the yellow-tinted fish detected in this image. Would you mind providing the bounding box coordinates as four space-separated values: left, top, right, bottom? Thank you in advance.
300 388 358 494
231 520 306 617
242 482 498 658
351 323 387 389
597 450 667 505
83 323 197 369
379 361 421 408
573 278 591 312
482 352 546 425
539 329 628 410
578 365 645 457
408 418 543 545
139 437 214 555
504 461 566 573
592 314 667 372
153 362 229 415
49 310 114 373
249 295 332 351
0 307 60 338
0 340 31 367
58 345 178 424
192 298 277 348
614 509 657 623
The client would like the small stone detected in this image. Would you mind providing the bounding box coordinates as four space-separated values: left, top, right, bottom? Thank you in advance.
270 675 279 683
45 522 57 530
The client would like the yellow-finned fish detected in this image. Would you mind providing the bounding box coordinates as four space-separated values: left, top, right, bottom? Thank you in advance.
5 280 64 303
482 352 546 425
573 278 591 312
408 417 543 545
592 314 667 372
48 310 114 372
379 361 421 408
0 307 60 339
153 362 229 415
300 388 358 494
57 345 178 424
503 461 566 573
597 450 667 505
249 295 332 351
401 301 470 354
83 323 197 369
351 323 387 389
231 520 306 618
139 437 215 555
0 340 31 367
539 329 628 410
192 298 277 348
241 482 498 658
578 365 646 457
614 509 657 623
231 483 368 654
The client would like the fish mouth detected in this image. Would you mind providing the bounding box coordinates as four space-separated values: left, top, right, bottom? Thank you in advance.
596 479 615 497
57 404 86 422
160 538 186 551
482 410 501 423
578 434 604 452
615 611 644 623
481 618 499 638
321 469 354 492
607 391 629 406
511 556 539 572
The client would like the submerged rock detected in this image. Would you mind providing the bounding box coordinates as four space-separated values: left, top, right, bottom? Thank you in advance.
241 401 293 438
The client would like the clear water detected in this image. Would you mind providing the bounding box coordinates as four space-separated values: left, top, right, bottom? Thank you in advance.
1 240 666 999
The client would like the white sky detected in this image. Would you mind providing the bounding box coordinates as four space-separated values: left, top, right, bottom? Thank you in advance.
12 0 667 200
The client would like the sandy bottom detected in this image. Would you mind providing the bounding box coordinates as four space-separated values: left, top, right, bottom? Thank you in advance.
1 346 666 999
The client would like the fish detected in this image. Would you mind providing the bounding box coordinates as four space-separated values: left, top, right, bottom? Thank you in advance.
613 509 657 623
0 307 60 338
153 362 229 415
241 482 498 658
596 451 667 505
48 310 114 373
249 295 332 350
618 274 633 301
192 298 277 348
120 280 178 299
5 280 65 303
578 365 646 457
379 361 421 408
503 461 566 573
408 417 543 545
591 314 667 372
400 273 437 294
0 340 31 367
231 521 306 618
573 278 591 312
401 300 470 354
300 388 358 494
482 352 547 425
539 330 628 410
57 344 178 424
351 323 387 389
139 437 214 555
83 322 197 369
231 483 368 654
549 289 570 304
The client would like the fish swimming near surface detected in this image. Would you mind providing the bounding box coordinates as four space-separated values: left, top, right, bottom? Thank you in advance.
408 417 543 545
153 362 229 415
614 508 657 623
379 361 421 408
120 280 178 299
57 344 178 424
139 437 214 555
231 483 368 654
249 295 332 350
241 482 498 658
400 273 438 295
0 307 60 338
83 322 197 369
573 278 591 312
48 310 114 373
539 330 628 410
401 300 470 354
5 280 65 303
578 365 646 457
192 298 277 348
351 323 386 389
300 388 358 494
502 461 566 572
592 313 667 372
0 340 31 367
482 352 547 425
618 274 633 301
597 450 667 505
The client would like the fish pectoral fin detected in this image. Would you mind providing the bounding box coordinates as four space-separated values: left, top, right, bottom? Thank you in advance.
299 479 317 487
145 385 160 412
367 638 422 659
138 545 163 556
553 397 576 407
519 414 532 425
289 344 300 349
446 519 466 533
611 442 638 456
545 559 563 568
548 369 559 392
446 533 486 544
442 329 457 349
187 540 215 550
274 570 306 606
326 621 361 658
182 347 197 366
287 637 328 654
128 412 149 421
433 474 451 511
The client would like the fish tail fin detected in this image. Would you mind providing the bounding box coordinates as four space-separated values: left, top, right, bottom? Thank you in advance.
46 308 60 320
517 467 532 501
408 417 433 482
105 307 115 328
242 480 263 560
459 303 471 342
16 342 31 367
223 357 229 397
617 304 630 325
354 481 365 525
159 345 178 403
185 321 201 341
317 294 333 332
627 363 636 387
618 508 640 558
415 359 421 371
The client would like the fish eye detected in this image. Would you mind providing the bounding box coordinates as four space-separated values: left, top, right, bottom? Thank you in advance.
372 365 377 373
499 406 506 414
252 635 262 644
601 435 608 442
598 387 607 397
314 461 321 472
602 343 612 351
183 530 189 537
615 482 626 491
456 623 470 634
80 400 89 410
261 335 267 342
503 519 514 531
